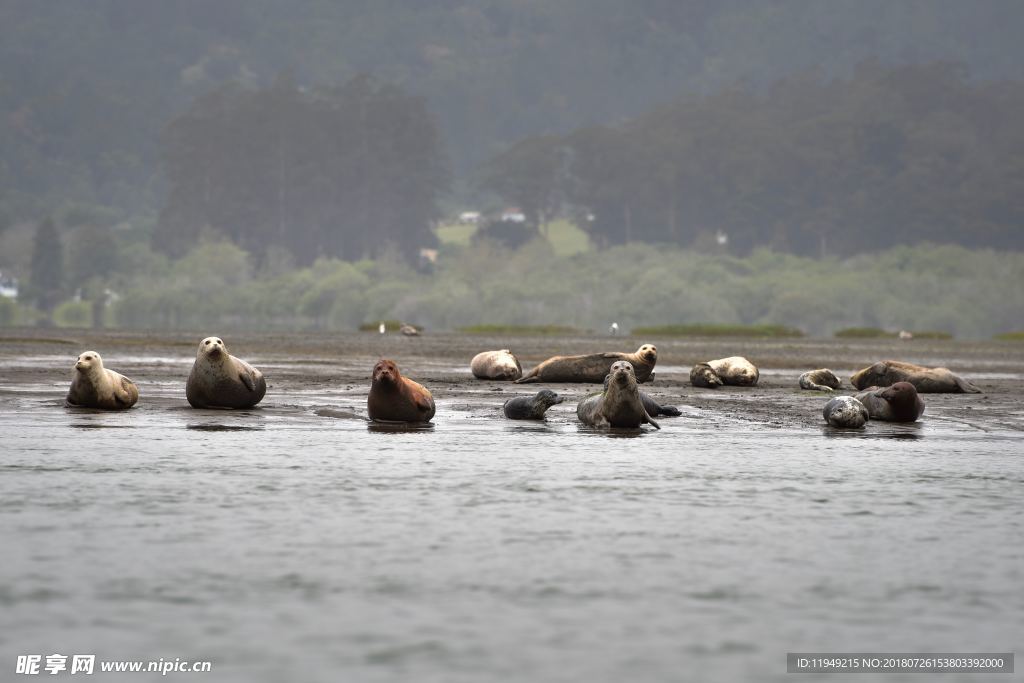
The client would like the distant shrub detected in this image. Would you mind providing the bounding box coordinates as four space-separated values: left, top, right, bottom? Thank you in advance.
359 320 407 332
472 219 538 250
0 298 18 326
633 323 804 338
53 300 92 327
909 330 953 340
834 327 893 338
458 324 581 335
994 331 1024 341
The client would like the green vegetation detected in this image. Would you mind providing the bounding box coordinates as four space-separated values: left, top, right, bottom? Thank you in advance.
633 324 804 338
358 320 407 332
457 324 582 336
437 219 590 256
909 330 954 340
3 239 1016 340
994 331 1024 341
835 327 893 338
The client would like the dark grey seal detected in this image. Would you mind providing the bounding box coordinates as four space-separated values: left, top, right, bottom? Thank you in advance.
602 374 681 416
503 389 564 420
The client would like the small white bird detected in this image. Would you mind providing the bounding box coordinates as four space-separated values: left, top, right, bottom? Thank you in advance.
379 322 386 335
898 330 914 340
609 322 619 336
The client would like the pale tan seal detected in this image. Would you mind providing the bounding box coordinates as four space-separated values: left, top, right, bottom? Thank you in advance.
471 349 522 381
186 336 266 409
515 344 657 384
66 351 139 410
850 360 980 393
576 361 659 429
690 356 759 388
367 359 435 422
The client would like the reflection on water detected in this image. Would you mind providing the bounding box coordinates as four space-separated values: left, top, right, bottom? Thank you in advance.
185 424 265 432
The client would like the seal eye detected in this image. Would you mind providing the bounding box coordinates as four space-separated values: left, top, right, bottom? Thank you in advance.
205 340 210 345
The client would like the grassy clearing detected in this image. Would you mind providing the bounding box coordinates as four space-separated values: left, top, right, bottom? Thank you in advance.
458 324 582 336
632 323 804 338
994 331 1024 341
834 327 953 339
435 219 591 256
359 320 415 332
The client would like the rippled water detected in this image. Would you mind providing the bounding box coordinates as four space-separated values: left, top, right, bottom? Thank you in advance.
1 351 1021 683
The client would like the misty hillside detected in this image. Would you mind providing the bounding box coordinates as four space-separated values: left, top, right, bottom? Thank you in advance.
3 0 1024 226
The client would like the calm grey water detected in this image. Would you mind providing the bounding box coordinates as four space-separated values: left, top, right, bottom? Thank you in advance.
1 360 1021 682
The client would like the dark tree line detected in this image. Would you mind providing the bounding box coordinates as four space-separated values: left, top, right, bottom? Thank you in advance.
481 62 1024 256
154 76 448 263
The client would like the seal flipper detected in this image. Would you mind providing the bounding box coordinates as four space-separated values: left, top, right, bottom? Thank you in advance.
238 370 255 392
644 412 661 430
113 377 133 406
955 375 982 393
514 371 539 384
658 405 682 417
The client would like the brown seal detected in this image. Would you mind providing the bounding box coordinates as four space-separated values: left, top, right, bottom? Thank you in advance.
854 382 926 422
850 360 980 393
515 344 657 384
576 361 660 429
66 351 139 410
186 336 266 409
471 349 522 381
367 359 436 422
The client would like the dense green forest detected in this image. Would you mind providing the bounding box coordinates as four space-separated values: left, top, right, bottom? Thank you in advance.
2 0 1024 224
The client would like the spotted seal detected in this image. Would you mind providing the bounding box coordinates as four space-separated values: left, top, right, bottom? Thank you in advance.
799 368 843 392
577 361 660 429
602 373 680 416
471 349 523 381
503 389 564 420
850 360 980 393
854 382 925 422
66 351 139 410
367 359 435 422
515 344 657 384
822 395 869 428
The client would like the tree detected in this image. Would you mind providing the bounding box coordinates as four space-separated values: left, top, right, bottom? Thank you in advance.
29 217 63 312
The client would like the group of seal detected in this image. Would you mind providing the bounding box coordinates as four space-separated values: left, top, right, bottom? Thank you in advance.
64 337 979 434
66 337 265 410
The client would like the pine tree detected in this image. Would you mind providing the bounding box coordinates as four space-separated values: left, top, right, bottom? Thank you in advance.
30 217 63 311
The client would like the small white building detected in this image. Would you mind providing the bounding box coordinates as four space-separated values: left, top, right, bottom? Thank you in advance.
0 271 19 299
458 211 481 224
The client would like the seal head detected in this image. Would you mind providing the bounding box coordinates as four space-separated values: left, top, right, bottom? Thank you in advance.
822 395 869 428
854 381 925 422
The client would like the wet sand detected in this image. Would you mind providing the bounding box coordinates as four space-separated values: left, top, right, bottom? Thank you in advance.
2 328 1022 435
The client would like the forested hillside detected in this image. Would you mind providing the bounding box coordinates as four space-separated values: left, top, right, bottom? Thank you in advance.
2 0 1024 228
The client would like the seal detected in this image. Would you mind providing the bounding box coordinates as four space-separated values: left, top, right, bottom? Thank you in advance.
471 349 523 381
515 344 657 384
799 368 842 392
577 361 660 429
66 351 139 410
602 373 681 416
822 395 869 428
367 359 435 422
850 360 980 393
503 389 563 420
689 362 723 388
854 382 925 422
186 336 266 409
690 356 759 388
